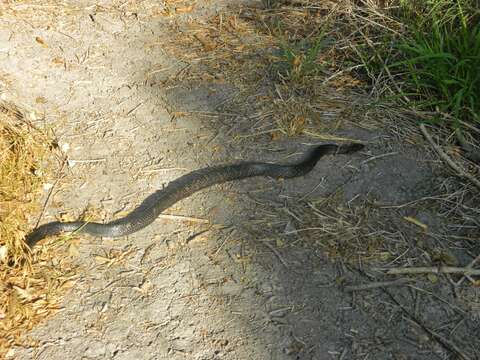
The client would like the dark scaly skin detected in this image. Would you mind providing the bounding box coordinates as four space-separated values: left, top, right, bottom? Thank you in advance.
26 143 364 247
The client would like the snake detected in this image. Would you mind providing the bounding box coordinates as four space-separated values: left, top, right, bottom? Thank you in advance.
26 143 364 248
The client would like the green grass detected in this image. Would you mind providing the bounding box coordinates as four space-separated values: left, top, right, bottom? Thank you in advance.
274 33 328 84
353 0 480 142
391 0 480 129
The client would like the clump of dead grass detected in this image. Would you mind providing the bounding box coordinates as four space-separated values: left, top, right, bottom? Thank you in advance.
249 195 404 267
0 101 75 358
160 1 375 143
0 104 47 264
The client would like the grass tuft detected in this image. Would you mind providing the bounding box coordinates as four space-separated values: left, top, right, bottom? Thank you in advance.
0 101 75 358
0 103 47 264
274 33 328 84
391 0 480 130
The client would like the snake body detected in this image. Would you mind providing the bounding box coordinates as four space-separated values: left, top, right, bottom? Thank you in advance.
26 143 364 248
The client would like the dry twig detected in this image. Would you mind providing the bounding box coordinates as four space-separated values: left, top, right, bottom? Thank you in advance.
420 123 480 190
158 214 209 224
261 240 289 268
344 278 413 292
378 266 480 276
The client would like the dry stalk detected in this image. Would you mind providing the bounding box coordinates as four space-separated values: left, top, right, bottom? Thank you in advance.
420 123 480 191
380 266 480 277
344 278 413 292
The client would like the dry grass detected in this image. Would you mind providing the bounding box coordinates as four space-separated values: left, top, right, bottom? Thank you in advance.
162 0 479 159
160 0 480 221
0 102 48 264
160 1 374 141
160 0 480 307
0 100 76 358
0 0 477 357
246 193 410 266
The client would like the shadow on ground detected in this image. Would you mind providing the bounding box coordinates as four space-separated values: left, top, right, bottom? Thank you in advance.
1 1 478 359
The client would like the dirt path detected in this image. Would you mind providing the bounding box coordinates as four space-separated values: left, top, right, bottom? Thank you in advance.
1 1 479 359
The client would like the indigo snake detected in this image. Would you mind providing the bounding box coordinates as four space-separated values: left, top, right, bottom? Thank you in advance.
26 143 364 247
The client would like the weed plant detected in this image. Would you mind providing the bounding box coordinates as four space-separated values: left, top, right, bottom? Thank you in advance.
390 0 480 130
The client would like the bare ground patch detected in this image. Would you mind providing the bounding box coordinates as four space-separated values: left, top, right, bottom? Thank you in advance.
0 1 479 359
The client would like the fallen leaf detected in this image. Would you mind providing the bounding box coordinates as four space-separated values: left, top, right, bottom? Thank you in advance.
270 131 282 141
427 273 438 283
176 5 193 13
194 34 216 51
51 57 65 65
292 56 301 68
35 36 48 48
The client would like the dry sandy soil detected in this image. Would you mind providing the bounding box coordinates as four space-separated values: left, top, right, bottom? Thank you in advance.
1 1 479 359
